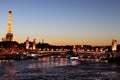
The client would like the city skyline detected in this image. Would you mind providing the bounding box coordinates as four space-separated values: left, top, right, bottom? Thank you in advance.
0 0 120 46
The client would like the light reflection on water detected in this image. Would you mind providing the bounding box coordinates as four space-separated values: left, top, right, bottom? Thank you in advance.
30 58 64 68
0 57 120 80
27 57 79 69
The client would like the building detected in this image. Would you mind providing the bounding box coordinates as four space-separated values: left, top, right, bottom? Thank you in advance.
6 10 13 41
112 38 117 52
33 39 36 50
26 37 29 49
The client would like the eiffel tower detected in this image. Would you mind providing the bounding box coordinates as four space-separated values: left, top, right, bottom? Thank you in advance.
6 10 13 41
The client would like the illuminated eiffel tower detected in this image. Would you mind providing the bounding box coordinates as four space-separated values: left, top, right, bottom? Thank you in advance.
6 10 13 41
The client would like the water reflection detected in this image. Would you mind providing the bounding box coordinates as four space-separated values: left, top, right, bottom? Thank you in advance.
28 57 79 69
0 60 17 80
0 57 120 80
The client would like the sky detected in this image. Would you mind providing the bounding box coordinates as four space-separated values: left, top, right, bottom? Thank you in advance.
0 0 120 46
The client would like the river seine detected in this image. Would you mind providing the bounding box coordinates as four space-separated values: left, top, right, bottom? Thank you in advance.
0 57 120 80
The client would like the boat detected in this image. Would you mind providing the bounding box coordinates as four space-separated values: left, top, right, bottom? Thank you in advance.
66 49 79 60
14 52 28 60
27 52 39 59
70 56 79 60
100 52 120 63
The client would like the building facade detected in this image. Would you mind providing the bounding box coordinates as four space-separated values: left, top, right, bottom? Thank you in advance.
112 38 117 52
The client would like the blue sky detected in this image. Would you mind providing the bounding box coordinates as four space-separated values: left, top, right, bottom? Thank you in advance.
0 0 120 45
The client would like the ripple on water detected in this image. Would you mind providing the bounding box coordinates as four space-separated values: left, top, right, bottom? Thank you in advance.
0 58 120 80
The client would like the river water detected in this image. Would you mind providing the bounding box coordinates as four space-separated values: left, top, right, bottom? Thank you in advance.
0 57 120 80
